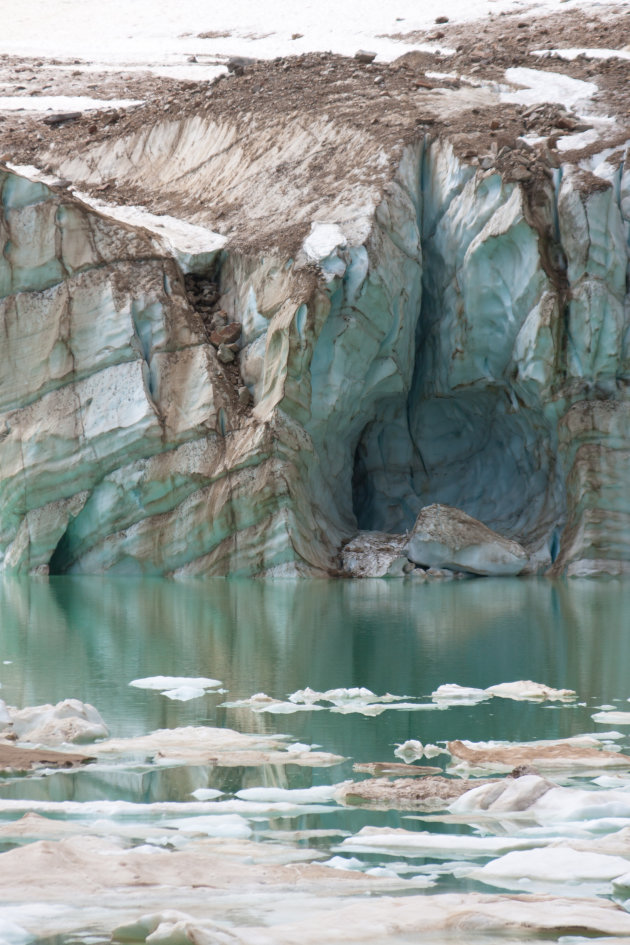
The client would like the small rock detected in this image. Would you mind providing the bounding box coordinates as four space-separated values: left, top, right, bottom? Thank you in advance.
354 50 377 64
427 568 454 581
217 344 235 364
210 322 242 347
402 561 416 574
291 33 303 40
510 165 532 181
187 55 198 63
374 75 384 85
42 112 81 126
227 56 256 76
408 568 427 580
237 386 252 406
435 15 449 23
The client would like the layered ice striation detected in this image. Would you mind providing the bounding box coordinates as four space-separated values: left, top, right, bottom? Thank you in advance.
1 120 629 576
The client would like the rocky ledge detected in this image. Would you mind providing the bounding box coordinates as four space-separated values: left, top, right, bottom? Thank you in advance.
1 6 629 578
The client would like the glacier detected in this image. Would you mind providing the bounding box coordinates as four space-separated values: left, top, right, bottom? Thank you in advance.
1 65 629 578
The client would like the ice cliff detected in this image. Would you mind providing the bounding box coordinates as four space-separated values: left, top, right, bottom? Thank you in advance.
1 63 629 578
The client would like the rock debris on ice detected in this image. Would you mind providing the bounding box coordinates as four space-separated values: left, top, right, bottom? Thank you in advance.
447 736 630 773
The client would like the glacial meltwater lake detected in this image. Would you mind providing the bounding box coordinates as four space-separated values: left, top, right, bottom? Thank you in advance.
2 576 630 944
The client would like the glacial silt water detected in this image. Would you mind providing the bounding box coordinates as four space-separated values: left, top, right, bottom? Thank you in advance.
2 576 630 942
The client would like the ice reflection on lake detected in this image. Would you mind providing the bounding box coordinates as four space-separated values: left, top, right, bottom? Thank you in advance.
2 576 630 943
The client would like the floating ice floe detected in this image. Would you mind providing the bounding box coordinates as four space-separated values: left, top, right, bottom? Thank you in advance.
450 774 630 825
94 726 344 768
330 702 437 716
185 799 336 817
220 693 325 714
335 776 493 810
468 847 630 894
6 699 108 745
0 742 91 773
393 740 448 763
431 680 576 706
129 676 223 701
225 687 429 715
288 687 400 706
339 826 543 860
431 684 490 705
593 710 630 726
484 681 576 702
110 892 630 943
354 762 442 777
190 788 224 801
161 814 252 839
321 855 364 871
447 736 630 773
236 786 339 805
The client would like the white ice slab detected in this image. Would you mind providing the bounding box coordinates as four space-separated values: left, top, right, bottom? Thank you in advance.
129 676 222 690
470 846 630 891
236 786 339 805
593 711 630 725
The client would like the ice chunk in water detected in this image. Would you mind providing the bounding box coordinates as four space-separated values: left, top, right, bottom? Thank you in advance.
470 847 630 891
486 681 576 702
160 686 207 702
129 676 222 690
322 855 364 871
236 786 339 805
221 693 325 713
10 699 108 744
593 711 630 725
162 814 252 838
432 684 490 705
394 740 424 763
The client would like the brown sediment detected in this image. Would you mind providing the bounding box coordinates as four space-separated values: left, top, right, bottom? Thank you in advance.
353 762 443 777
448 739 630 770
0 742 93 771
336 775 497 809
1 4 628 255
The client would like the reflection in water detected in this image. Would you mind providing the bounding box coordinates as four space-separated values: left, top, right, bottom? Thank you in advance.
1 576 630 760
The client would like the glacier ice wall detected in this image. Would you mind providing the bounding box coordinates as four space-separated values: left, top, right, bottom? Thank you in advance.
1 132 629 576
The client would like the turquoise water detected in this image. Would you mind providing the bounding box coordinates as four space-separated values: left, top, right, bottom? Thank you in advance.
2 575 630 942
2 576 629 752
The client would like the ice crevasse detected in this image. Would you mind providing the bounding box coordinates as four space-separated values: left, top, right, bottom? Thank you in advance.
0 124 629 577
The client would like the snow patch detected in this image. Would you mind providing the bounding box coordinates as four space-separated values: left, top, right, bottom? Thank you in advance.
501 67 598 109
0 95 141 112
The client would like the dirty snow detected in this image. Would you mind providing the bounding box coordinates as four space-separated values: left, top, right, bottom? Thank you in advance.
0 95 141 112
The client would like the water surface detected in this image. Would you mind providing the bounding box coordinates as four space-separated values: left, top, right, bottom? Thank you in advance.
2 575 630 942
